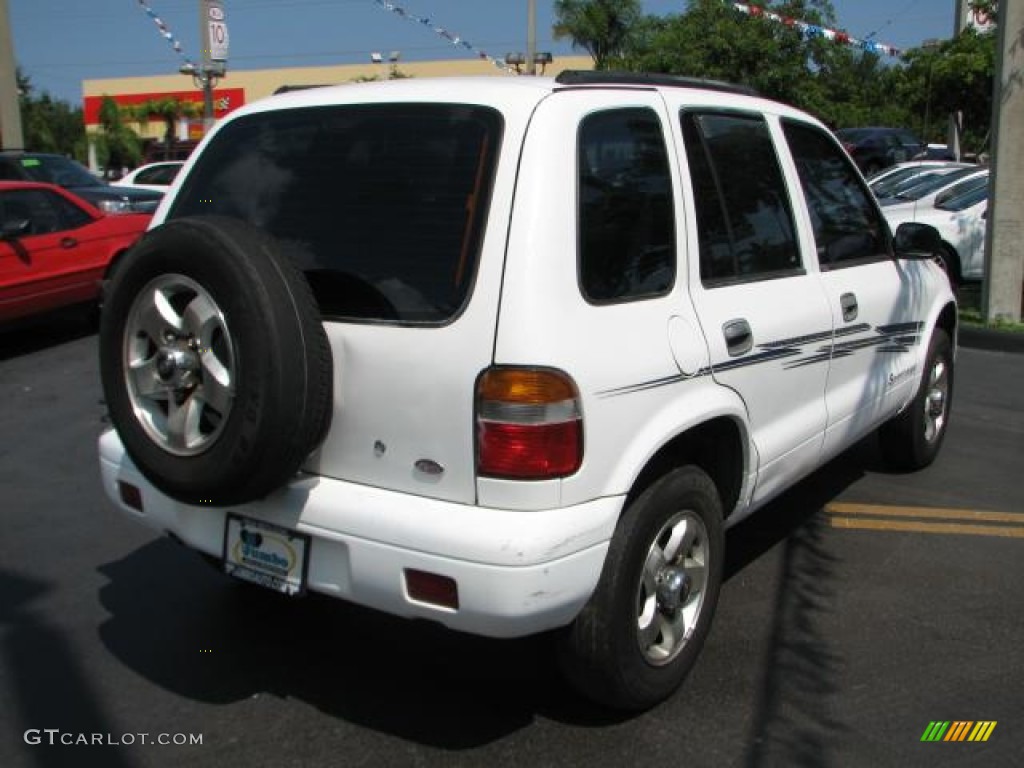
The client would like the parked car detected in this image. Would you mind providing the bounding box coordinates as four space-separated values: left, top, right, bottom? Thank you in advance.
97 72 956 711
836 126 925 175
876 166 984 207
868 161 972 200
884 175 989 284
113 161 185 192
0 152 163 214
0 181 151 323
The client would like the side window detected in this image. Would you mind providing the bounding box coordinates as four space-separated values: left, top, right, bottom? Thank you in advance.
49 192 93 230
578 108 675 303
681 111 801 285
0 189 64 235
782 120 889 268
136 165 179 186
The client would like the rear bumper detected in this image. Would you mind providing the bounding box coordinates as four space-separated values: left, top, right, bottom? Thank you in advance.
98 430 621 638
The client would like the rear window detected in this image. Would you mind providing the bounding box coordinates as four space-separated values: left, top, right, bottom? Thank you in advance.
169 104 503 324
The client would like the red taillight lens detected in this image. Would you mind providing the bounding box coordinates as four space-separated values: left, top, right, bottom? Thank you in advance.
476 368 583 480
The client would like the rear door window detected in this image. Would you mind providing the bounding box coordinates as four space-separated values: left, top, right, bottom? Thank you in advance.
169 104 503 324
577 108 675 303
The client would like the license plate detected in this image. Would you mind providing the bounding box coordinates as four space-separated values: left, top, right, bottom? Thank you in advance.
223 514 310 596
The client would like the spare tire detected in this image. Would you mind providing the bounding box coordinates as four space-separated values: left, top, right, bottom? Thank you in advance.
99 216 332 505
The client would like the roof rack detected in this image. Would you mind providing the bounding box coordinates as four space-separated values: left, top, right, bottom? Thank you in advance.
554 70 759 97
273 84 331 95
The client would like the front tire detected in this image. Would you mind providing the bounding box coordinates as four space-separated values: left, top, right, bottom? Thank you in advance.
879 329 953 471
558 466 724 710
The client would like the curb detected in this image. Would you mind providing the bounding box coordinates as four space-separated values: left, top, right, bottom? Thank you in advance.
958 325 1024 354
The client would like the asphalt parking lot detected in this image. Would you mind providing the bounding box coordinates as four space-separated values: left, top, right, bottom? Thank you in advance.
1 314 1022 768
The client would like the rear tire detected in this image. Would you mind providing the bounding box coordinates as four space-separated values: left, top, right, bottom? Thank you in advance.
558 466 724 710
879 329 953 471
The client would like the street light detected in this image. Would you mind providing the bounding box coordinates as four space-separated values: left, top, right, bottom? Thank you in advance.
504 51 553 75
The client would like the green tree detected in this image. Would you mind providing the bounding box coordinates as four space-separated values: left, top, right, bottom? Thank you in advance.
553 0 643 69
16 68 87 159
124 97 203 160
898 30 995 151
93 95 142 173
619 1 839 109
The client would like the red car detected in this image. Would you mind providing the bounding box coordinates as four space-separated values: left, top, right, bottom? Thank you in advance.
0 181 151 323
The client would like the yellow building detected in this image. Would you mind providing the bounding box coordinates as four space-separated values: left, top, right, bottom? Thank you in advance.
83 55 594 153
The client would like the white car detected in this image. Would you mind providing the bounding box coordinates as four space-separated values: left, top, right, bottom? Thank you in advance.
886 181 988 282
97 72 957 710
867 160 971 198
111 161 184 192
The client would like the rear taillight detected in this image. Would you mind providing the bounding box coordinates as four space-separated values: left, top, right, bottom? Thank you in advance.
476 367 583 480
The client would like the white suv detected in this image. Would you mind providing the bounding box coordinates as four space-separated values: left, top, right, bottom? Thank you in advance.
98 72 957 710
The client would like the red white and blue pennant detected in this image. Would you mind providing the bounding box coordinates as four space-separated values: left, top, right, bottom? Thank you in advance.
135 0 196 68
371 0 515 71
731 3 901 57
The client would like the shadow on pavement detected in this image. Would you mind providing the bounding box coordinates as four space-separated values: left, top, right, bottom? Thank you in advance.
94 436 882 751
1 568 137 768
0 305 98 362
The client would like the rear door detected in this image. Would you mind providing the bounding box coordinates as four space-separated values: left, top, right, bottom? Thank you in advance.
674 108 833 505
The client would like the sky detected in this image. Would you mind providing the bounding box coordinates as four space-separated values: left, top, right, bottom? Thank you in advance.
8 0 959 106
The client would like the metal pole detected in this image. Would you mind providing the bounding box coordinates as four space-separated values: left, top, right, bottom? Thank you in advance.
982 0 1024 322
0 0 25 150
199 0 215 128
527 0 537 76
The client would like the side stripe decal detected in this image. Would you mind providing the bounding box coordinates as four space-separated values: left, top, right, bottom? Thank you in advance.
596 320 924 398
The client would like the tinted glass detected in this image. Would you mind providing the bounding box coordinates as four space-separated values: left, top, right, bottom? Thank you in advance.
0 189 80 235
682 112 801 283
135 164 181 186
578 108 675 302
170 104 503 324
936 183 988 211
16 155 104 188
891 167 979 201
783 120 888 267
934 173 988 206
870 166 931 196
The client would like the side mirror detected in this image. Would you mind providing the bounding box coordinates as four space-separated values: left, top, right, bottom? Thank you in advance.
0 218 31 240
893 222 941 259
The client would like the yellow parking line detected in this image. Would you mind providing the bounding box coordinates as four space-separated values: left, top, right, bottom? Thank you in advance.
829 516 1024 538
826 502 1023 524
824 503 1024 538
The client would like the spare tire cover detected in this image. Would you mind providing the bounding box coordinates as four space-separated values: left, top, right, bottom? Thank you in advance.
99 215 332 505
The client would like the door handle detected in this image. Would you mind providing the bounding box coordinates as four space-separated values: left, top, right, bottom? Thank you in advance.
840 292 858 322
722 318 752 357
61 237 78 249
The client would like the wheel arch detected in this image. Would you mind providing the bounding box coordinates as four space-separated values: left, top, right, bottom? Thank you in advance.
623 415 749 523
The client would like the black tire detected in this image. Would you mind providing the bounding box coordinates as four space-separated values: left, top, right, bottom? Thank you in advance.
879 329 953 471
558 466 724 710
99 216 332 505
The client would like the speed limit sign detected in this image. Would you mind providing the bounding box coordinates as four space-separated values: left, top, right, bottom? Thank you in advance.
204 1 229 61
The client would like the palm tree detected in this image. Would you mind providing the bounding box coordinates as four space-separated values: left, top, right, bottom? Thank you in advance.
124 98 203 160
553 0 642 70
